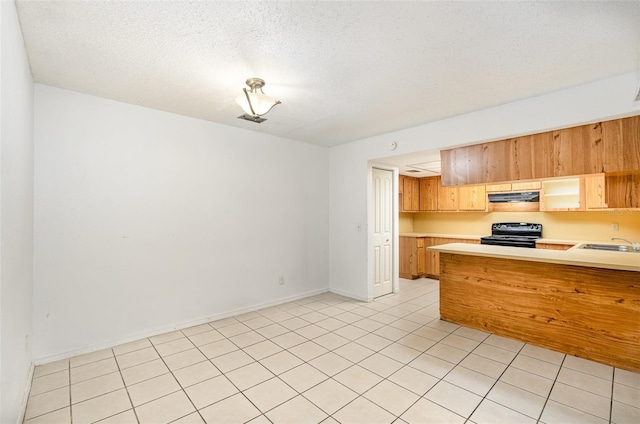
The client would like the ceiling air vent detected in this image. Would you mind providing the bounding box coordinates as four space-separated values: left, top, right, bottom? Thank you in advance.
405 170 421 173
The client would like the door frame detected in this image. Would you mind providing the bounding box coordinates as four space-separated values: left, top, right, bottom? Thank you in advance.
367 163 400 301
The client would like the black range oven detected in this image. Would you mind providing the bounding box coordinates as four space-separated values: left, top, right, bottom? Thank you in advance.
480 222 542 248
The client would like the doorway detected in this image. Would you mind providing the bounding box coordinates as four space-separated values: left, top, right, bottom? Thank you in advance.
372 168 394 298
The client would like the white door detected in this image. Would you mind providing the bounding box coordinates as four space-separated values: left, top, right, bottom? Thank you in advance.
372 168 393 298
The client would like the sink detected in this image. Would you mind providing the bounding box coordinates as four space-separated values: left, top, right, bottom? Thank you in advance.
579 244 638 252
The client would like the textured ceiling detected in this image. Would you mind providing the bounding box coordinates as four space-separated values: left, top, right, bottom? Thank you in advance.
15 1 640 147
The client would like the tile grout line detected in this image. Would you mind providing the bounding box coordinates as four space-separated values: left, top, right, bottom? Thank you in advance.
111 346 141 424
534 354 566 424
68 361 72 424
609 368 615 424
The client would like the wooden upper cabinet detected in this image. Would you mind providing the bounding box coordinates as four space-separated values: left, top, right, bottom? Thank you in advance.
419 177 439 211
602 116 640 173
508 135 536 181
458 185 486 211
402 176 420 212
440 115 639 186
585 174 608 209
511 181 541 191
486 183 512 192
530 131 555 179
483 139 511 184
552 123 603 177
440 145 483 186
606 174 640 209
438 182 459 211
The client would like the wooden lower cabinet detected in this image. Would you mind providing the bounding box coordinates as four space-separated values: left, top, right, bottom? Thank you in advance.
400 236 479 279
536 242 575 251
400 237 426 279
424 238 441 277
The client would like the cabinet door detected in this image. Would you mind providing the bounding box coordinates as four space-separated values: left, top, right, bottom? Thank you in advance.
602 116 640 174
509 135 536 181
424 238 437 277
438 179 459 211
531 131 555 179
416 238 426 275
419 177 439 211
399 237 413 278
483 139 512 183
402 177 420 212
432 238 451 276
585 174 608 209
552 124 603 177
606 174 640 209
458 185 487 211
511 181 541 191
486 183 512 192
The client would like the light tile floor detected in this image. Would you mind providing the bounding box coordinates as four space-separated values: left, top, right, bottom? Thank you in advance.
24 278 640 424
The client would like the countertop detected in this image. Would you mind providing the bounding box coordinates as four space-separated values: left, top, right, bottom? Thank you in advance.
429 242 640 272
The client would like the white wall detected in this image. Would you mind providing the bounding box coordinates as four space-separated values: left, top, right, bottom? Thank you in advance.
33 85 329 361
1 0 35 422
329 72 640 300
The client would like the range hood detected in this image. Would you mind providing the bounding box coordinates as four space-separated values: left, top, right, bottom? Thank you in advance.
488 191 540 203
488 191 540 212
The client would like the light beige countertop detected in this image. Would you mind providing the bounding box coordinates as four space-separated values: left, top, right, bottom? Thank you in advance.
429 242 640 272
399 233 481 239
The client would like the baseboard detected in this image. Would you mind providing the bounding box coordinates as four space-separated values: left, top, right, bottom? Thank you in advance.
329 287 371 302
17 362 34 424
34 286 330 365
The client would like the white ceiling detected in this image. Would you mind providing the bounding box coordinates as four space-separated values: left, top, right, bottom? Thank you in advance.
374 150 443 178
15 1 640 147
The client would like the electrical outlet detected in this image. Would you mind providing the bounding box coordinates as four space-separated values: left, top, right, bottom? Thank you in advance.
611 223 619 231
279 276 285 285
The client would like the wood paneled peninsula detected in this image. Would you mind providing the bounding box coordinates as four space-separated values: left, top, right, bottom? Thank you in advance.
429 242 640 371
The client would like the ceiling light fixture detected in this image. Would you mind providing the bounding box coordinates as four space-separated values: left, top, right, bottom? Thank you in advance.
235 78 281 123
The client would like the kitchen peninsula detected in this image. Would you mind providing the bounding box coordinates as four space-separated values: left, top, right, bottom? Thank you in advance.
429 242 640 371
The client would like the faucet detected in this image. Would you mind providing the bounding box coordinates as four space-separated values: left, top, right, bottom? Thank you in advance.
611 238 640 252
